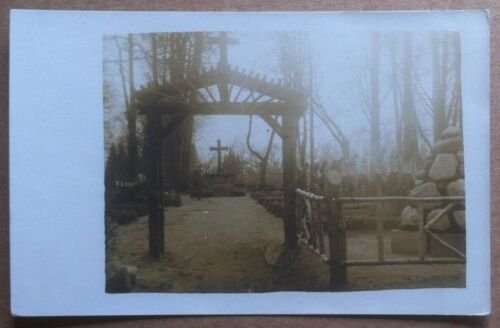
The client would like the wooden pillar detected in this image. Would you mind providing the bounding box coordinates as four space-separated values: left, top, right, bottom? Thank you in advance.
146 109 164 260
282 112 299 248
325 191 347 290
323 165 347 291
417 204 427 260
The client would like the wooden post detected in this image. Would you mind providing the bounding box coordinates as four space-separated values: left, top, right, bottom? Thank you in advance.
417 204 427 260
323 160 348 291
317 201 325 255
376 208 385 263
325 189 347 291
282 112 299 248
146 109 164 260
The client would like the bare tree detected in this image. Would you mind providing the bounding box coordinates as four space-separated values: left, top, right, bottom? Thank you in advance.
431 31 448 142
126 34 138 178
389 34 402 170
246 115 276 186
400 32 420 172
369 32 382 175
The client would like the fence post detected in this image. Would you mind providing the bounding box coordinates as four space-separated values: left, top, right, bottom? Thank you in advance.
417 204 427 260
321 160 348 290
376 209 385 263
325 186 347 291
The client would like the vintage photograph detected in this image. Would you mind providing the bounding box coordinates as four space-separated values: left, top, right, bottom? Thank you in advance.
103 30 466 293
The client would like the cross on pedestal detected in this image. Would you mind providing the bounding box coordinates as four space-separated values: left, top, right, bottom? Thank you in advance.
210 139 229 173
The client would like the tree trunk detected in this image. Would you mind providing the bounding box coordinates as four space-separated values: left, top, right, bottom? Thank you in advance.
390 34 402 171
451 32 463 129
401 32 420 172
369 32 381 176
127 34 138 178
432 31 447 142
282 113 299 248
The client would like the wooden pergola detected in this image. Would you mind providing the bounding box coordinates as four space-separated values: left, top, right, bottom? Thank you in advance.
135 32 307 259
135 35 307 260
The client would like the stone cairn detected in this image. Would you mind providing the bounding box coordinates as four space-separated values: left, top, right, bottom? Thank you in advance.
400 126 465 233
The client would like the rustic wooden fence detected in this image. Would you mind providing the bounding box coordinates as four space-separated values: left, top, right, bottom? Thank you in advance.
295 188 466 290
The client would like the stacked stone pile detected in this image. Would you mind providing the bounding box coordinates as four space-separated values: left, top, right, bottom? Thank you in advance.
400 126 465 232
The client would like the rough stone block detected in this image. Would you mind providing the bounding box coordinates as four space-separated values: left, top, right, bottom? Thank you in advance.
409 182 440 197
427 208 451 232
400 206 419 230
446 179 465 197
429 153 458 181
441 126 461 139
433 136 462 154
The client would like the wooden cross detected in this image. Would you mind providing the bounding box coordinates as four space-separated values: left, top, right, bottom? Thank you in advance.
210 139 229 173
207 32 239 102
207 32 239 68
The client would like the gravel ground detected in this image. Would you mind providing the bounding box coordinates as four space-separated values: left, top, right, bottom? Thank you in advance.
111 195 465 293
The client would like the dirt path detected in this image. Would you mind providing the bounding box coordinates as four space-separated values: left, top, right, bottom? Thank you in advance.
113 195 465 292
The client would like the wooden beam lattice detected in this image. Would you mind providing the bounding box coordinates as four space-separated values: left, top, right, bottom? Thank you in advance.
259 114 283 138
135 64 307 116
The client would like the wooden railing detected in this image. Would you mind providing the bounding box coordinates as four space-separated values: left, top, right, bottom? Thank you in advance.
295 188 466 290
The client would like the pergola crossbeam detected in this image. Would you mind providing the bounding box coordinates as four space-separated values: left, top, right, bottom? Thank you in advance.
143 101 304 116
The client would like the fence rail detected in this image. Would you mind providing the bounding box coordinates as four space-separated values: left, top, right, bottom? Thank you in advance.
295 188 466 290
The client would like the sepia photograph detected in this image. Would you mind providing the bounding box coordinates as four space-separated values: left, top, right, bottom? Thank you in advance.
9 10 489 316
104 29 467 293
